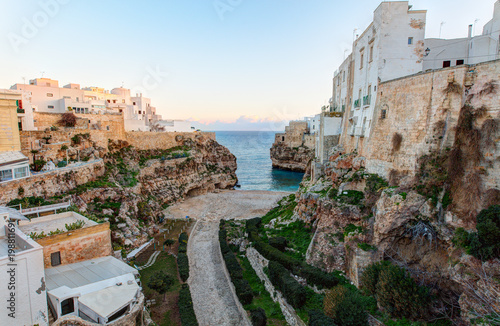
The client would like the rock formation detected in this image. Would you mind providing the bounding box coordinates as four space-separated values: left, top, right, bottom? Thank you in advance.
270 143 313 172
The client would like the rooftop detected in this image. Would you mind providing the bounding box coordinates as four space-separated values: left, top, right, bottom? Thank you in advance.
45 256 139 290
19 211 97 235
0 151 29 167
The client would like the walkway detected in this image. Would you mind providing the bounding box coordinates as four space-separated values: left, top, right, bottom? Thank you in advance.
135 251 161 271
188 221 251 326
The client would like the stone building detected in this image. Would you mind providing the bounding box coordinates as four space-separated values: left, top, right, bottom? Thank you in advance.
0 89 23 151
19 211 113 268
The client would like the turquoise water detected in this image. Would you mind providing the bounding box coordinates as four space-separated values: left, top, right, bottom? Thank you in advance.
215 131 304 192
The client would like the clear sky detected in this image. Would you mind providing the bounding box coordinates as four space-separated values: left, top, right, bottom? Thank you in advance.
0 0 495 130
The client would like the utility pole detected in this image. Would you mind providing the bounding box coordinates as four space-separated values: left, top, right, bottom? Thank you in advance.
439 21 446 38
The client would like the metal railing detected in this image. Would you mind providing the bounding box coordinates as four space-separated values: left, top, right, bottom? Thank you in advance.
354 99 361 108
363 95 371 106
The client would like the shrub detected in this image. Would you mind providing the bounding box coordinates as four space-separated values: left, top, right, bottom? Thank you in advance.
365 174 388 193
219 222 253 305
336 190 364 206
30 159 46 172
250 308 267 326
268 261 306 309
59 112 77 127
17 186 24 197
163 239 175 247
60 145 68 151
309 310 336 326
324 285 368 326
360 261 391 296
147 271 173 301
178 284 199 326
57 160 67 168
453 205 500 261
376 263 430 320
269 237 287 252
177 232 190 282
177 252 190 282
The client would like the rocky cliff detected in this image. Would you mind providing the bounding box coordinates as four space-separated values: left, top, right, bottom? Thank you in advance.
6 135 237 252
270 143 313 172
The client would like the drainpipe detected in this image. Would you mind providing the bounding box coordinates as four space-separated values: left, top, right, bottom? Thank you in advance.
466 24 473 64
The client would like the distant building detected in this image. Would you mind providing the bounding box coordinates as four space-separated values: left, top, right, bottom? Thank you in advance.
423 0 500 70
10 78 162 132
156 119 195 132
0 89 23 151
0 207 48 326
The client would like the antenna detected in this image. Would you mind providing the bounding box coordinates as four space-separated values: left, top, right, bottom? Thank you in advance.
439 21 446 38
40 71 45 78
22 77 26 85
474 19 480 36
121 81 124 88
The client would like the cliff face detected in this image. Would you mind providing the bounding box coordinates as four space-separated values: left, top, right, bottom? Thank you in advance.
270 143 313 172
73 136 238 249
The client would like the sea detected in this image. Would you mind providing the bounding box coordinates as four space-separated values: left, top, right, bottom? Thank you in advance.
214 131 304 192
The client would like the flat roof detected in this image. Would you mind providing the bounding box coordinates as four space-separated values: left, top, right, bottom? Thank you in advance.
45 256 138 291
19 211 97 234
0 207 29 220
0 151 28 167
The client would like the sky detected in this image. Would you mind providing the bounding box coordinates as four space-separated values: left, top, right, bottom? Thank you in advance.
0 0 496 131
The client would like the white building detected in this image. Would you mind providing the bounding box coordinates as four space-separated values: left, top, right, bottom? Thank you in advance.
423 0 500 70
0 151 30 183
349 1 426 139
315 111 343 164
10 78 162 132
156 120 195 132
0 207 48 326
44 256 142 324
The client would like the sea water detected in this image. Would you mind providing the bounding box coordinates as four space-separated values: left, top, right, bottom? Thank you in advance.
215 131 304 192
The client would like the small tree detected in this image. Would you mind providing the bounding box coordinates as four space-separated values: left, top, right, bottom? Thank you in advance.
59 112 77 127
164 239 175 247
324 285 368 326
147 271 173 301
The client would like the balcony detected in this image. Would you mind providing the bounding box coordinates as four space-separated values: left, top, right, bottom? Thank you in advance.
342 104 346 112
363 95 371 106
17 108 25 114
354 99 361 108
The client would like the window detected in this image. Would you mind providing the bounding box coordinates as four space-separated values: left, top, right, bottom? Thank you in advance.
133 102 136 105
369 45 374 62
107 100 111 103
360 53 364 69
51 251 61 266
443 61 451 68
61 298 75 316
343 71 346 82
46 93 53 97
14 167 28 179
408 37 413 45
48 105 54 109
282 136 285 142
456 59 464 65
381 109 387 119
0 169 13 181
113 100 117 103
138 110 142 114
106 126 110 131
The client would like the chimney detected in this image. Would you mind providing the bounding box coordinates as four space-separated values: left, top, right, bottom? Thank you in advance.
468 24 473 38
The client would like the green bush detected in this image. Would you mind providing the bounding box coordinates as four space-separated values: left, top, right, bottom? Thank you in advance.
268 261 306 309
365 174 388 193
30 159 46 172
360 261 391 296
453 205 500 261
250 308 267 326
336 190 364 206
178 284 199 326
269 237 287 252
376 263 430 320
147 271 174 301
309 310 336 326
324 285 368 326
219 222 253 305
177 232 190 282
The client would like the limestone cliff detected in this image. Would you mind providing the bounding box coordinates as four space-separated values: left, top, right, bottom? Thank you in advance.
270 143 314 172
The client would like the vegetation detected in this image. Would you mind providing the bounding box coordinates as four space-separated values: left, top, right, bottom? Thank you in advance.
308 310 336 326
219 226 253 305
59 112 77 127
324 285 368 326
177 232 190 282
250 308 267 326
147 271 174 301
268 260 307 309
453 205 500 261
178 284 199 326
360 261 430 320
30 159 47 172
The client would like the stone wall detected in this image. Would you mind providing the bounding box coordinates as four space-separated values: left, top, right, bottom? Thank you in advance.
246 247 306 326
37 222 113 268
125 131 215 150
343 60 500 188
0 159 105 205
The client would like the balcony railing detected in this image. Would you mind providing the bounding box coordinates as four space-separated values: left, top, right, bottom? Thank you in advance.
342 104 345 112
363 95 371 106
354 99 361 108
17 108 25 114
